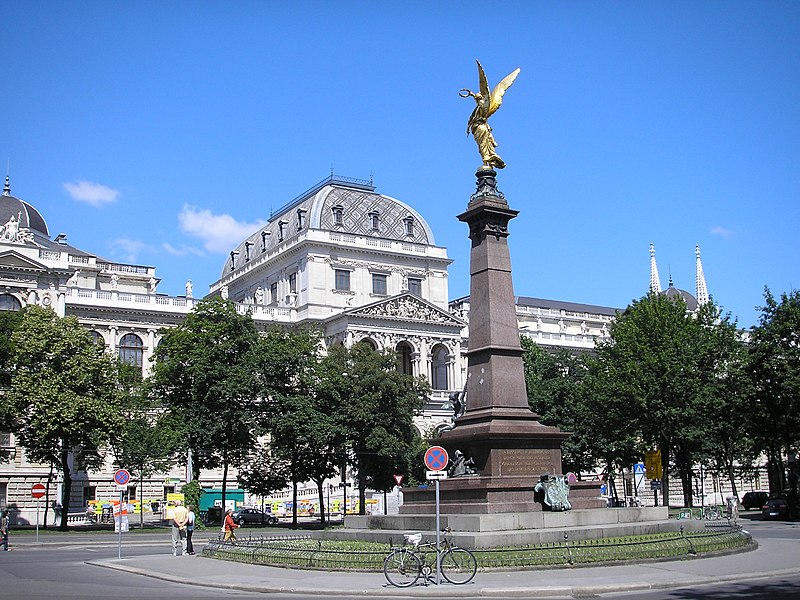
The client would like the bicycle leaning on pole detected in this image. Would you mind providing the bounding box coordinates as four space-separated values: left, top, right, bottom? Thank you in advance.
383 527 477 587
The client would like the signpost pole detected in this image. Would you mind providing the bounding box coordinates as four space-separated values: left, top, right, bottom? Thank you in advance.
36 499 40 543
118 489 123 559
435 478 441 586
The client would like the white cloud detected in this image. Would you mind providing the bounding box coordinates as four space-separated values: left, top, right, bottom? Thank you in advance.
111 238 155 263
63 180 120 207
162 242 205 257
710 225 734 239
178 204 267 253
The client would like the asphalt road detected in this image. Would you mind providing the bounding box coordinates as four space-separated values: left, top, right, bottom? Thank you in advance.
0 518 797 600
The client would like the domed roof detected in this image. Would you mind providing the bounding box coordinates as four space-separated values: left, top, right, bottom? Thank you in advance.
664 284 698 312
0 177 49 236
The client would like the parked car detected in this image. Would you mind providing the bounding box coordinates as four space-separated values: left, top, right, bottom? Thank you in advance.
741 491 769 511
761 497 789 520
231 507 278 526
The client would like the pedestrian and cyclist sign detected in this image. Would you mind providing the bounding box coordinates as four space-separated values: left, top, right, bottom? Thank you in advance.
424 446 449 471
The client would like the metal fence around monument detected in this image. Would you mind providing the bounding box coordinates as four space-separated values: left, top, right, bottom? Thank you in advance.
202 524 751 571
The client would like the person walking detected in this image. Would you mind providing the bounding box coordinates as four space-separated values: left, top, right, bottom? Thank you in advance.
186 504 196 555
223 508 239 544
171 500 189 556
1 509 10 551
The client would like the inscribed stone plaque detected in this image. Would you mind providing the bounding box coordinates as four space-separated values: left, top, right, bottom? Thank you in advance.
499 449 555 476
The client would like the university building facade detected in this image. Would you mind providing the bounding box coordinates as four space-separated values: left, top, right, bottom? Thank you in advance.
0 174 742 523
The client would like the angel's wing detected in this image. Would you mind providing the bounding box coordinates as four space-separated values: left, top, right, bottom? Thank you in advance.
476 60 490 100
488 67 520 116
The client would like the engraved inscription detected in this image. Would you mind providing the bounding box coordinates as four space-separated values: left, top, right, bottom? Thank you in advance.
499 449 554 476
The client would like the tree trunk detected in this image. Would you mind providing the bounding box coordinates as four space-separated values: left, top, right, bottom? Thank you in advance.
357 454 366 515
727 463 739 507
44 462 54 529
59 448 71 531
316 480 325 525
291 479 298 529
139 471 145 529
221 456 228 514
660 443 670 507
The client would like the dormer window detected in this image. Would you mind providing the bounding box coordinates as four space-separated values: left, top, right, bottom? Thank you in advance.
261 230 271 252
369 211 380 231
296 208 307 230
403 216 415 237
278 220 289 242
332 205 344 227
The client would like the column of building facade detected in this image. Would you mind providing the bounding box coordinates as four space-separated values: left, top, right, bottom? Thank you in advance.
145 328 157 376
108 326 118 353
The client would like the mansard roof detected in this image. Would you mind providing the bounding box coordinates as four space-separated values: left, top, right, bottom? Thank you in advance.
224 175 436 276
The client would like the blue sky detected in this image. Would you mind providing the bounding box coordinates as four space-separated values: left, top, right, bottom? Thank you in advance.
3 1 798 328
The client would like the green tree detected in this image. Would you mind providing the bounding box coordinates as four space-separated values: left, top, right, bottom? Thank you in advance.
521 338 594 475
112 387 181 529
150 298 261 511
591 293 727 506
748 288 800 499
8 306 123 529
320 343 428 515
253 328 341 526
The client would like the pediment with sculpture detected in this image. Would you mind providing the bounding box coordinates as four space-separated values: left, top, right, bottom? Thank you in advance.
346 293 464 327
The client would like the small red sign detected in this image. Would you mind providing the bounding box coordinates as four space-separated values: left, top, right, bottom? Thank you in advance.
31 483 46 499
424 446 449 472
393 474 404 486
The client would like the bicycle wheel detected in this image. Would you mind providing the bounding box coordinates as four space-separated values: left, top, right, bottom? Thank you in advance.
440 547 477 585
384 549 422 588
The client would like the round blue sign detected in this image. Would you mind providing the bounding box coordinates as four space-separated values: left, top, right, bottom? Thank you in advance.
114 469 131 486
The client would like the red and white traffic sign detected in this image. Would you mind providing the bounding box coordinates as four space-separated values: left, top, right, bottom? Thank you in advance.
424 446 449 472
113 469 131 487
393 474 404 486
31 483 46 499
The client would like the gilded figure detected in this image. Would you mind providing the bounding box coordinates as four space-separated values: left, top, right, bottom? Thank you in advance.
460 60 520 170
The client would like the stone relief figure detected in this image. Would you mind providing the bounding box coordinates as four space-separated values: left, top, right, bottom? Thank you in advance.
580 321 587 334
66 270 80 287
534 474 572 512
460 60 521 170
536 316 543 330
149 277 158 293
0 213 22 242
185 280 193 298
254 286 265 305
558 319 566 333
110 274 119 290
220 285 229 300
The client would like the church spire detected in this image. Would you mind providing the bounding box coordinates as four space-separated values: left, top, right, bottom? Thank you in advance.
695 244 709 305
649 242 662 294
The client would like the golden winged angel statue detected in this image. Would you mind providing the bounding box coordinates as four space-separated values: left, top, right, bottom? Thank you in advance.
460 60 521 170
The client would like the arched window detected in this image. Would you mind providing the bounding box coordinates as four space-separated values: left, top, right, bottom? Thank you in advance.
396 342 413 376
0 294 22 311
89 330 104 346
431 345 449 390
118 333 144 368
357 338 377 351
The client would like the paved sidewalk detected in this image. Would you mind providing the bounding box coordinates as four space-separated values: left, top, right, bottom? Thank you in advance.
87 535 800 597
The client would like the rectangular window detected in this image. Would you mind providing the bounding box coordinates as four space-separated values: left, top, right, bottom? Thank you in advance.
335 269 351 292
289 272 297 294
408 277 422 297
372 273 387 296
270 282 279 304
0 482 6 509
0 432 10 447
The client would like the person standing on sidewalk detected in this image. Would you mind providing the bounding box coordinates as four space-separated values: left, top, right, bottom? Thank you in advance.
1 509 10 551
223 508 239 544
171 500 189 556
186 504 196 555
